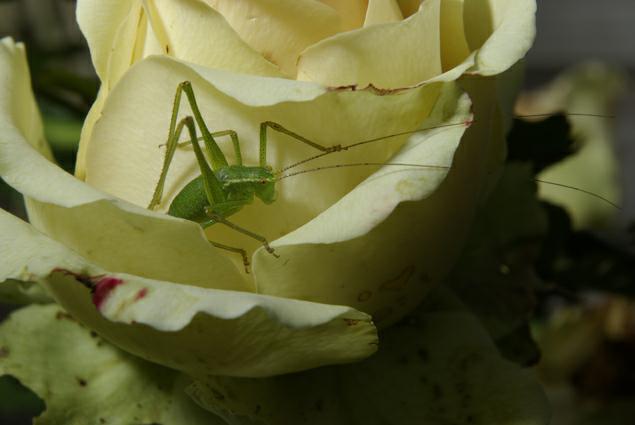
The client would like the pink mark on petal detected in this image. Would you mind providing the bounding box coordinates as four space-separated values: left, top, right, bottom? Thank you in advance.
134 288 148 301
92 277 125 309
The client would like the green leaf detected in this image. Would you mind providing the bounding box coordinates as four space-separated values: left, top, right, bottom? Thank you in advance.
0 303 223 425
185 289 550 425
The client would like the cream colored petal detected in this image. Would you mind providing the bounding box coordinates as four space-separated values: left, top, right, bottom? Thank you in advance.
77 0 280 83
81 56 440 275
319 0 368 30
76 0 141 80
254 84 475 327
146 0 281 76
206 0 342 76
0 38 248 292
0 209 377 377
364 0 403 27
297 0 442 88
463 0 536 76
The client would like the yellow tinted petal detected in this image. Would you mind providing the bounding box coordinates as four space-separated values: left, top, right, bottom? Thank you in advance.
206 0 341 76
297 0 442 88
0 209 377 377
319 0 368 30
364 0 403 26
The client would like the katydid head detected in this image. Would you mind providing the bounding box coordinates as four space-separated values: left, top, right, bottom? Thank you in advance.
254 169 277 204
215 165 277 205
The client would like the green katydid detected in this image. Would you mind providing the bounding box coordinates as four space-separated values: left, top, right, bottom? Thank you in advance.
147 81 618 273
146 81 460 272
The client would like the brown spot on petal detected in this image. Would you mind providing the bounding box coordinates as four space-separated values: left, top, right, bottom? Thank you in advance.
343 318 360 327
357 290 372 302
380 265 415 292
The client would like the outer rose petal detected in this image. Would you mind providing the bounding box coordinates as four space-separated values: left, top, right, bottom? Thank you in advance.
297 0 443 88
0 200 377 378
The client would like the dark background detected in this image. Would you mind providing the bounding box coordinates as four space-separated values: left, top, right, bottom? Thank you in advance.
1 1 634 423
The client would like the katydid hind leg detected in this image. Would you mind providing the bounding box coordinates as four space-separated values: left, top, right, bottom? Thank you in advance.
210 241 251 273
205 210 280 258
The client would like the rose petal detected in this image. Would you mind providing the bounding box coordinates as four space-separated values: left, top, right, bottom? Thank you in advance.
364 0 403 27
254 84 474 327
0 38 248 292
80 55 443 275
206 0 342 77
0 209 377 377
297 0 442 88
463 0 537 76
318 0 368 30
